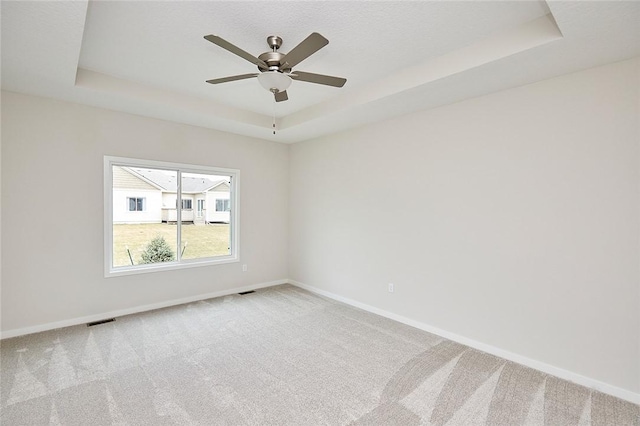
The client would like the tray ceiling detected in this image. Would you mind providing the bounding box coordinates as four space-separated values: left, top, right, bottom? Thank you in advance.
2 1 639 143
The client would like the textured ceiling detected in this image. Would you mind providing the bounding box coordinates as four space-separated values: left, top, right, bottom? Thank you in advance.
2 1 639 143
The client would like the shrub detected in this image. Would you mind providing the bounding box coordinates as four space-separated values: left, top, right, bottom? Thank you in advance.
139 236 175 264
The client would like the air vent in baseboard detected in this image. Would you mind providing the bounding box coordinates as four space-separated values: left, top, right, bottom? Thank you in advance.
87 318 115 327
238 290 255 295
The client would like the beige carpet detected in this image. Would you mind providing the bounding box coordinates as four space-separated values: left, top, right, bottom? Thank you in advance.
1 284 638 425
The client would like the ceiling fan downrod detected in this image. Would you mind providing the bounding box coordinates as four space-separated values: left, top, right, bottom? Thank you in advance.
267 35 282 52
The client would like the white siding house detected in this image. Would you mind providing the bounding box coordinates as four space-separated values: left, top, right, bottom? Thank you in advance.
113 167 231 224
112 166 163 224
206 182 231 223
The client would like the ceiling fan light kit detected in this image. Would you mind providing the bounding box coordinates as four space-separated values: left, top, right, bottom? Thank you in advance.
257 72 292 93
204 32 347 104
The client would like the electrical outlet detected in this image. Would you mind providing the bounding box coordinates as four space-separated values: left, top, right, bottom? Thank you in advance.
242 264 248 272
388 283 394 293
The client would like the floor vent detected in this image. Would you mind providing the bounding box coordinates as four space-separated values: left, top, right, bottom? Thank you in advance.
238 290 255 295
87 318 115 327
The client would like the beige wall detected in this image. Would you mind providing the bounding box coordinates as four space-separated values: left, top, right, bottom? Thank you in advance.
289 58 640 394
1 92 289 332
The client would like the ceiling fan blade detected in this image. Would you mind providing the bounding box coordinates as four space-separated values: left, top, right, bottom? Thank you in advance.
290 71 346 88
204 35 267 68
206 73 258 84
280 33 328 68
274 90 288 102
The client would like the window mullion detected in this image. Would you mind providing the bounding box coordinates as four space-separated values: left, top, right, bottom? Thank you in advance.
229 176 234 255
177 170 182 263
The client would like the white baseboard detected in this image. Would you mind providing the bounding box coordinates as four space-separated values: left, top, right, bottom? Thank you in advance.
0 279 288 340
289 280 640 405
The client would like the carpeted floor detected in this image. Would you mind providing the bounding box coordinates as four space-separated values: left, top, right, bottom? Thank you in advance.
1 284 638 425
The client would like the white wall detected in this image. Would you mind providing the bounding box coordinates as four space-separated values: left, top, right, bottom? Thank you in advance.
162 192 176 209
1 91 289 333
289 58 640 395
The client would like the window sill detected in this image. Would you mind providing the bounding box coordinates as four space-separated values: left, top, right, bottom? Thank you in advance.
105 255 238 278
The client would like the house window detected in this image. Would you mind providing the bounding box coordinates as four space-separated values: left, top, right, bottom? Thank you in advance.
128 197 145 211
216 199 230 212
105 156 239 277
178 199 192 210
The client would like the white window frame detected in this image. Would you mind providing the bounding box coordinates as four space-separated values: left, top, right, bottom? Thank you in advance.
104 156 240 277
216 199 231 212
127 197 145 212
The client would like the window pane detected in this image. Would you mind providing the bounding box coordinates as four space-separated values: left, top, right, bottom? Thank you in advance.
218 199 224 211
112 166 178 268
180 172 231 260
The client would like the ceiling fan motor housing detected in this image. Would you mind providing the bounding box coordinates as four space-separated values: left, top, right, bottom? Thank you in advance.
257 51 289 72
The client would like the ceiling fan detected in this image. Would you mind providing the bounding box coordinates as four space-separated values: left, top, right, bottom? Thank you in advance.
204 33 347 102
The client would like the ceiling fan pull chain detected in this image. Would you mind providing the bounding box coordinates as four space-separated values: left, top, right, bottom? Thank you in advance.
273 97 276 135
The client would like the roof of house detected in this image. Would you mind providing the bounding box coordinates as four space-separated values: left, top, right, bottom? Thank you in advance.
124 167 229 193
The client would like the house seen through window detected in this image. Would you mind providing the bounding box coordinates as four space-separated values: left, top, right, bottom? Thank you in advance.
105 156 239 276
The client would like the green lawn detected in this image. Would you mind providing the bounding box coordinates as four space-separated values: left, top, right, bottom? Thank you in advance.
113 223 230 267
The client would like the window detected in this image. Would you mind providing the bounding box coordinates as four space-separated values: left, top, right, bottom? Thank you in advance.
177 199 192 210
105 156 239 277
216 199 231 212
128 197 145 211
